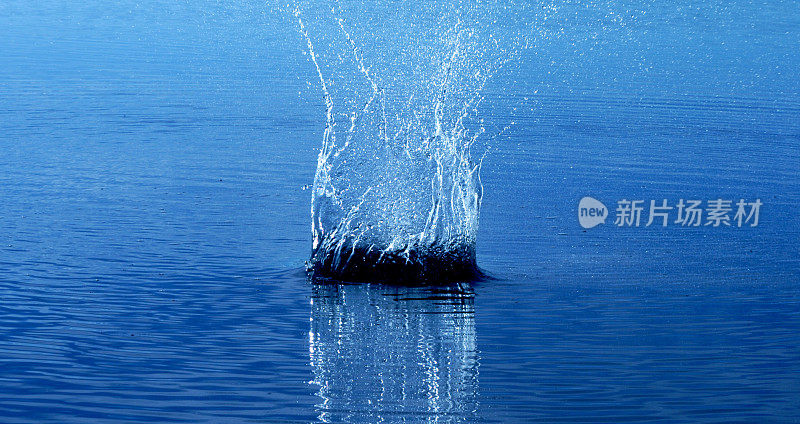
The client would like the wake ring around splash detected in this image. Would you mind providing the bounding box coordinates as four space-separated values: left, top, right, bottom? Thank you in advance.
307 241 484 284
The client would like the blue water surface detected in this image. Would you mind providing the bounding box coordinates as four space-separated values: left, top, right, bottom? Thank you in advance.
1 0 799 422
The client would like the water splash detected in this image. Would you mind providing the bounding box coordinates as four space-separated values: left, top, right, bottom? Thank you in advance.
295 1 517 282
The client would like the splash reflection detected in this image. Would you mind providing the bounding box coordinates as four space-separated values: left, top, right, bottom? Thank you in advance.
309 282 478 423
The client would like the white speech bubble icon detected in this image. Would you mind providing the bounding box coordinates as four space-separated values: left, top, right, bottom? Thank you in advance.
578 197 607 229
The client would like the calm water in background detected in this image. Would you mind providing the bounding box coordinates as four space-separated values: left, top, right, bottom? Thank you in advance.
1 0 799 422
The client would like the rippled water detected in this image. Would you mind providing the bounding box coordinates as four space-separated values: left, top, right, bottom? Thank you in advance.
1 0 799 422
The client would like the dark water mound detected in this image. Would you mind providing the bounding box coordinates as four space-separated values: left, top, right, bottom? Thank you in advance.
308 242 482 284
